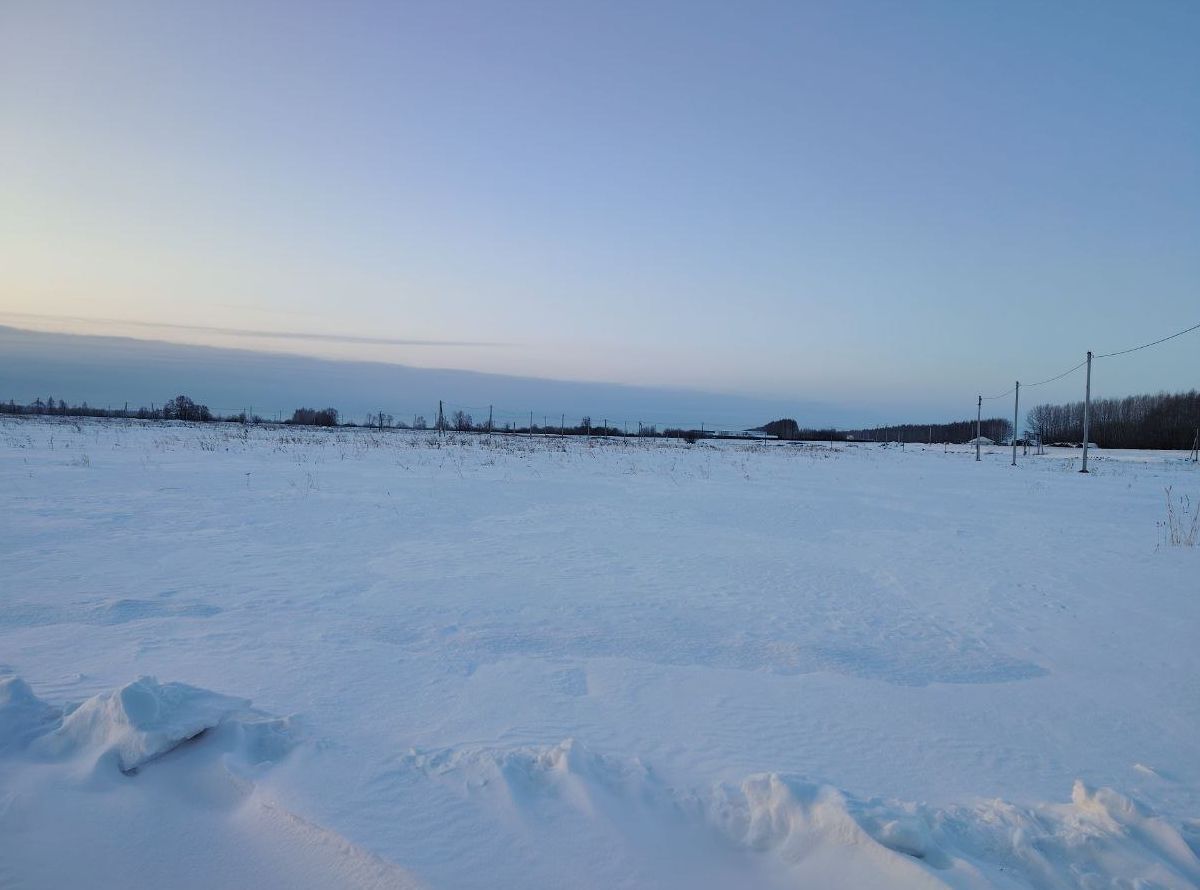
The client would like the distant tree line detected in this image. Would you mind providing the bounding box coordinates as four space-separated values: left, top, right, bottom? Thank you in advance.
1 398 690 439
2 395 348 428
758 419 802 439
289 407 339 427
1026 390 1199 449
756 416 1014 444
20 390 1194 450
842 418 1014 444
1 394 219 422
756 418 847 442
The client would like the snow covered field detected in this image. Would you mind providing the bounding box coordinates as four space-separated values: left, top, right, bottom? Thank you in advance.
2 417 1197 889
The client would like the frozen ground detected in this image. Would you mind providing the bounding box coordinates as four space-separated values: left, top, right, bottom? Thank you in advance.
1 417 1197 889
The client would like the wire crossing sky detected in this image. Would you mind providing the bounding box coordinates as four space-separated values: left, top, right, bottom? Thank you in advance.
979 319 1200 407
1 0 1197 420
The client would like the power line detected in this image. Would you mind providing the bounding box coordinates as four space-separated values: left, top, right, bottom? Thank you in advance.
1095 320 1200 359
977 318 1198 403
1024 359 1088 389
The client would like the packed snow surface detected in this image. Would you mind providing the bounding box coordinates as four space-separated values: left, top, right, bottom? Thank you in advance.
1 418 1197 888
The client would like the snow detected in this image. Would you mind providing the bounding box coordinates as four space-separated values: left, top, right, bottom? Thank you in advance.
1 417 1197 888
32 676 253 773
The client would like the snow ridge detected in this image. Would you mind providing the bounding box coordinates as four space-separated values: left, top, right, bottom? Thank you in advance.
407 739 1200 889
30 676 253 772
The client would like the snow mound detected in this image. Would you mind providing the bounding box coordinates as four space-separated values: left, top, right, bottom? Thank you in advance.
408 737 648 792
0 675 62 753
405 738 661 820
31 676 254 772
407 740 1200 889
1 676 294 776
714 774 1200 888
0 677 420 889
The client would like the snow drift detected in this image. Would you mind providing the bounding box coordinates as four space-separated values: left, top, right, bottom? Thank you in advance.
405 739 1200 889
27 675 255 772
0 675 422 890
3 420 1198 889
3 682 1198 888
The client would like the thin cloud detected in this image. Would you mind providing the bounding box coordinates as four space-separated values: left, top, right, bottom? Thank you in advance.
0 311 509 348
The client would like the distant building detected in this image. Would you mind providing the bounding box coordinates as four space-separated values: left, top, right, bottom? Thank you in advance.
967 436 994 446
713 429 773 439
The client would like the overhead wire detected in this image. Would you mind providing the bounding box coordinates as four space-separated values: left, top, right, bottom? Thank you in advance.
1095 320 1200 359
977 319 1199 401
1023 359 1088 389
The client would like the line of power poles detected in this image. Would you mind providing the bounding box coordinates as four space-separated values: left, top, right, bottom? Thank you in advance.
978 350 1096 472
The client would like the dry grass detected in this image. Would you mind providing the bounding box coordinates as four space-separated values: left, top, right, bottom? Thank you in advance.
1163 486 1199 547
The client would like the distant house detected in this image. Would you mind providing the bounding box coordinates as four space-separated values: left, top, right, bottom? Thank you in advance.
967 436 994 446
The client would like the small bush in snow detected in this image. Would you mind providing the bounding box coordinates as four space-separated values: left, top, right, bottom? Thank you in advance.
1162 487 1198 547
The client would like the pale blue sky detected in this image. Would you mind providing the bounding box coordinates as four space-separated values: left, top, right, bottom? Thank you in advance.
2 0 1197 421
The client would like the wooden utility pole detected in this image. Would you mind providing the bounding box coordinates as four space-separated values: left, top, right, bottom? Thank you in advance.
1080 351 1092 473
1011 382 1020 467
976 396 982 462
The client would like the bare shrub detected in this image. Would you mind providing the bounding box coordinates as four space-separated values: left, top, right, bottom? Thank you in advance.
1163 487 1199 547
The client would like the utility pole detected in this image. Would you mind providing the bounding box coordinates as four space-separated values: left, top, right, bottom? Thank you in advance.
976 395 982 462
1011 381 1019 467
560 413 565 437
529 411 533 438
1080 351 1092 473
437 400 445 436
488 404 493 433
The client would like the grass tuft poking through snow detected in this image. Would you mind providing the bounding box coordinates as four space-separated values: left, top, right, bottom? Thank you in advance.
1162 486 1199 547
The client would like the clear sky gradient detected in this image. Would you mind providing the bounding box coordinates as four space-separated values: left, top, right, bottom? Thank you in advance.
2 0 1197 420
